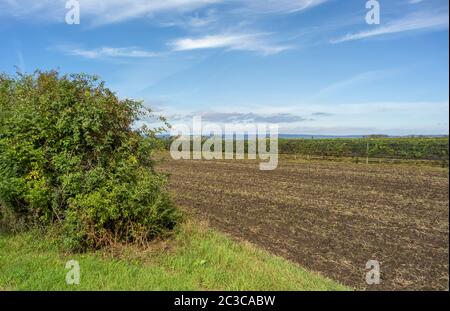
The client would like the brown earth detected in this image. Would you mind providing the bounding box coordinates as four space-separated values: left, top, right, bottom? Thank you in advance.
158 158 449 290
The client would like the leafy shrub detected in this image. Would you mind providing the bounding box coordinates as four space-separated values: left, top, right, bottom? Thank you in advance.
0 70 180 251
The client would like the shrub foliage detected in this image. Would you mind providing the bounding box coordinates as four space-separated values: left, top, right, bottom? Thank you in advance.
0 71 180 250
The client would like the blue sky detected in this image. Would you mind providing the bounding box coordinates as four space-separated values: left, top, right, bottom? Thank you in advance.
0 0 448 135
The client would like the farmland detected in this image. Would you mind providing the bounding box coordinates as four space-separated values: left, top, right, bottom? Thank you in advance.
158 158 449 290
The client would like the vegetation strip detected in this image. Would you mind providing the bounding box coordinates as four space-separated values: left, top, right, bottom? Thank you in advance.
0 221 347 291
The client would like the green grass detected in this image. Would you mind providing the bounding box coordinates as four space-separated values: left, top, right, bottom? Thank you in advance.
0 220 348 291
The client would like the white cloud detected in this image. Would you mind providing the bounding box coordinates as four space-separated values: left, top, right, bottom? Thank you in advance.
82 0 221 26
187 8 217 27
0 0 221 24
241 0 329 14
0 0 329 25
181 111 308 123
61 46 160 59
170 33 291 54
331 12 449 43
312 70 394 98
156 100 449 135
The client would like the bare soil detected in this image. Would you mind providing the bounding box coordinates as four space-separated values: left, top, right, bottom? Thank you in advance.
158 159 449 290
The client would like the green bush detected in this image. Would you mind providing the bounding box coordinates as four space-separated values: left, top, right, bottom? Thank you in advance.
0 70 180 251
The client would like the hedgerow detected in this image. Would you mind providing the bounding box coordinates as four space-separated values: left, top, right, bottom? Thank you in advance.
161 136 449 162
0 70 180 251
277 138 449 161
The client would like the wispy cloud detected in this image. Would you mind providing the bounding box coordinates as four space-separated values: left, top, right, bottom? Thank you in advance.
60 46 160 59
311 112 333 117
170 33 291 54
0 0 329 25
155 100 448 135
312 70 392 98
237 0 329 14
331 12 449 43
0 0 221 25
181 111 307 123
84 0 222 26
186 8 218 27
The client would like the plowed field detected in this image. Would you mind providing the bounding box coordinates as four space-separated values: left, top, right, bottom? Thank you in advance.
158 159 449 290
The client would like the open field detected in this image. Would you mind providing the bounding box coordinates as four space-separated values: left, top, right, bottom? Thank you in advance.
158 158 449 290
0 221 345 290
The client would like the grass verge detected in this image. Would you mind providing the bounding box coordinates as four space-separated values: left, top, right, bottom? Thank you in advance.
0 220 348 291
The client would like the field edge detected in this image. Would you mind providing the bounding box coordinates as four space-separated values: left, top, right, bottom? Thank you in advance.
0 219 349 291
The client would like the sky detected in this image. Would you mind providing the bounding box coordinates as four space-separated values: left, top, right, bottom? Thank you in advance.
0 0 448 135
